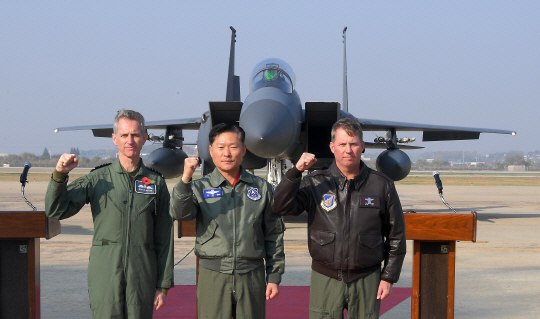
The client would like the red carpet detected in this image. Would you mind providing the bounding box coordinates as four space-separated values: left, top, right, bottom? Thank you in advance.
154 286 412 318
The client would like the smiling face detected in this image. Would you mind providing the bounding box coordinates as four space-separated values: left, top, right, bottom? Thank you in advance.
112 117 147 162
209 132 247 176
330 127 365 176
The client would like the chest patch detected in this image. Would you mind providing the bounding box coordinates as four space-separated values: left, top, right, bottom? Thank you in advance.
203 188 222 198
360 196 380 208
246 187 262 201
135 180 156 194
321 194 337 212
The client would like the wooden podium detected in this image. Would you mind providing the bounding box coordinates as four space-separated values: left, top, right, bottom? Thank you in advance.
404 212 477 319
0 211 61 319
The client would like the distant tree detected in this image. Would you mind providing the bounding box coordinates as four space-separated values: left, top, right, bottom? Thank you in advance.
41 147 50 159
503 155 529 167
69 147 81 155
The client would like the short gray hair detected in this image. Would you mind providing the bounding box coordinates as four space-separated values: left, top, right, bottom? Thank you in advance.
331 117 362 142
113 109 146 134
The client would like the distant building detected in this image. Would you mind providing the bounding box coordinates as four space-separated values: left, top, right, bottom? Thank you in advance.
508 165 526 172
470 162 486 167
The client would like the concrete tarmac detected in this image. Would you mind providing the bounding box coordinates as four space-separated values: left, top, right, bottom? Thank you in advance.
1 180 539 318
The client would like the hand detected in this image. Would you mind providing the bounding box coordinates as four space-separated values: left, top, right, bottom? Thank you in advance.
377 280 393 300
295 152 317 172
55 154 78 174
154 290 167 311
182 157 200 183
266 283 279 300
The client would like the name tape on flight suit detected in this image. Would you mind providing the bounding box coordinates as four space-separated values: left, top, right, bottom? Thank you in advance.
359 196 380 208
203 189 222 198
135 180 156 194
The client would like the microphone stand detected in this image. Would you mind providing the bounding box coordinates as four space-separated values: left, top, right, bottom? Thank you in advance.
433 171 458 213
20 163 37 211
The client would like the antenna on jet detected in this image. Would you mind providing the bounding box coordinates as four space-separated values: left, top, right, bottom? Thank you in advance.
342 26 348 113
226 26 241 102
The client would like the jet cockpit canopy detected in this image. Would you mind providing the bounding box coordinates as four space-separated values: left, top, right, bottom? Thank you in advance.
249 58 296 94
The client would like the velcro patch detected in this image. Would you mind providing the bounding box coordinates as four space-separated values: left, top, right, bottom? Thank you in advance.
320 194 337 212
203 189 222 198
359 196 380 208
135 180 156 194
247 187 262 201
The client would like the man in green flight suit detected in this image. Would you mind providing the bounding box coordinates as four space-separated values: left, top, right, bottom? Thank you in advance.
45 109 174 318
170 123 285 319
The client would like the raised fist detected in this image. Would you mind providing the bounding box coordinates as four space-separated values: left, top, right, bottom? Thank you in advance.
296 152 317 172
56 154 79 174
182 157 200 183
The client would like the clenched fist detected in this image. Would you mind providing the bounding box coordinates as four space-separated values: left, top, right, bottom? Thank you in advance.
182 157 200 183
295 152 317 172
56 154 79 174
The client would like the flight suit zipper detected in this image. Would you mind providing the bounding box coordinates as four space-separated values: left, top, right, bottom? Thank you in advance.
124 173 134 275
341 180 353 283
232 183 237 274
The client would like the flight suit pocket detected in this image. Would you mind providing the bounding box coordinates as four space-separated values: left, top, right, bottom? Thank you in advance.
198 219 218 245
253 218 264 246
309 230 335 264
355 233 384 267
138 197 156 216
309 307 333 319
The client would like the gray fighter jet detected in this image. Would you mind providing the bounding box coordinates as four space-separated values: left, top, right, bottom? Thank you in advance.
55 27 515 184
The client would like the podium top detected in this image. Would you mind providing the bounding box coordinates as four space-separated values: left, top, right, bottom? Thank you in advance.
0 211 61 240
404 212 477 242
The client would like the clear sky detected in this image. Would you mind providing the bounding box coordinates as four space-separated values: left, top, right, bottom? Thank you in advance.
1 1 538 156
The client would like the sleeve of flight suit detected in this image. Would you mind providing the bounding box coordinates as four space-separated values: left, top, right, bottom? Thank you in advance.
272 166 311 217
380 182 407 284
45 173 93 220
154 177 174 289
262 183 285 285
170 179 199 221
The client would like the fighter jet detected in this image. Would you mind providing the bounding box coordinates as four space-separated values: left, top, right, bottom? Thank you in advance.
54 27 516 184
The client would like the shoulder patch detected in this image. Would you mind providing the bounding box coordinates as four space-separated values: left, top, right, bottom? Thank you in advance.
90 163 111 172
146 167 164 178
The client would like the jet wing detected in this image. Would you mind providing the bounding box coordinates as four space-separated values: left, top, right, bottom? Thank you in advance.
356 117 516 141
54 117 201 138
364 142 423 150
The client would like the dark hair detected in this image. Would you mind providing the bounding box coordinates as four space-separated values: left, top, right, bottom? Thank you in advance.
209 123 246 145
113 109 145 134
331 117 363 142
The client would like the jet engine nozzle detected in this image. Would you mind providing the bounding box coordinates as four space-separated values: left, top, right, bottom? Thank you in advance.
375 149 411 181
146 147 188 179
240 87 300 158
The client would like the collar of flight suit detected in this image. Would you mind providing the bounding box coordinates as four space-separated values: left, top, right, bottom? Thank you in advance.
329 160 369 191
207 166 254 188
112 158 144 177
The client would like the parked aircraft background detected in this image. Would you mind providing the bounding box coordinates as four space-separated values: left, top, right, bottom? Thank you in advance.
1 1 537 156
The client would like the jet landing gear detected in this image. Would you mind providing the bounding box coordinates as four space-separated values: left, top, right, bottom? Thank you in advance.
267 158 287 190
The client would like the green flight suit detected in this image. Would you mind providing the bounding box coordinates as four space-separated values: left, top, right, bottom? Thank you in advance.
170 167 285 318
45 160 174 319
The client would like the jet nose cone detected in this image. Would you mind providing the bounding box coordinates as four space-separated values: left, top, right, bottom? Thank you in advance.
240 98 296 158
